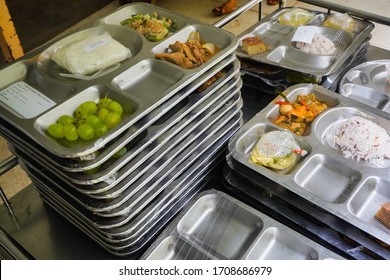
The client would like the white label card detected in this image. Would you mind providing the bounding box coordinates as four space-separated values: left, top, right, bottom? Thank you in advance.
291 26 317 44
0 81 56 118
82 37 109 53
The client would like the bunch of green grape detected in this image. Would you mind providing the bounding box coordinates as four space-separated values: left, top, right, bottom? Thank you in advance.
47 96 124 141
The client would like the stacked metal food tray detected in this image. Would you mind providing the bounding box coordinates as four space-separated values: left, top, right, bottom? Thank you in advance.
227 83 390 259
235 7 374 94
339 59 390 114
141 189 344 260
236 7 374 77
0 3 243 256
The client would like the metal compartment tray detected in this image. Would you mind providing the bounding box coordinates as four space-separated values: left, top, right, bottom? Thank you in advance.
141 189 344 260
224 157 390 260
14 100 243 223
1 64 241 186
8 82 242 201
28 132 233 243
0 2 238 158
339 59 390 114
34 152 226 257
235 7 374 77
20 115 241 255
0 55 237 172
228 83 390 247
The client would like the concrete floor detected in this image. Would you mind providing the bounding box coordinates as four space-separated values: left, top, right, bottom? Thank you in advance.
0 0 389 204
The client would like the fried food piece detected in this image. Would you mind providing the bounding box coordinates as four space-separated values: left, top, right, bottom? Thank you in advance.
180 42 198 64
155 51 193 69
186 40 205 65
155 40 206 69
196 71 225 93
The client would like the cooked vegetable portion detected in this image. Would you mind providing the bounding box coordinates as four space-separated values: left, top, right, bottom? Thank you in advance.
249 130 307 170
120 12 178 41
272 93 327 136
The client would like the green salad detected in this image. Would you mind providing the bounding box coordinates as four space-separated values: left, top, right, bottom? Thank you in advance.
120 12 178 42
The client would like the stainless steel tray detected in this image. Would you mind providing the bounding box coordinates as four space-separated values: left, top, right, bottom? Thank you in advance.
0 55 237 173
339 59 390 114
0 3 238 158
33 150 226 256
28 135 233 241
14 96 243 218
236 7 374 77
8 80 242 196
142 189 344 260
228 83 390 246
22 112 240 239
224 156 390 260
21 114 241 252
3 55 236 173
1 63 241 185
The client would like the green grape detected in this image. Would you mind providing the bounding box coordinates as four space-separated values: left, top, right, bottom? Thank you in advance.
75 117 86 127
112 146 127 159
98 96 112 110
93 122 109 137
85 114 102 127
78 123 95 141
104 112 122 129
63 123 78 141
75 101 97 118
57 115 75 126
83 165 101 175
98 108 110 122
108 100 123 116
48 123 64 139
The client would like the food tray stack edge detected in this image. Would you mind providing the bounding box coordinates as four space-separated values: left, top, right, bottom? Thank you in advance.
227 83 390 251
0 2 238 158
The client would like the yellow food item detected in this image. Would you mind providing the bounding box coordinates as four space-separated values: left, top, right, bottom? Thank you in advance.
249 130 306 170
323 13 354 33
241 36 270 55
278 8 314 26
272 93 327 136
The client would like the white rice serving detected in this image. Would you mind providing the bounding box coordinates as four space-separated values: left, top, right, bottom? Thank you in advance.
296 32 336 55
331 116 390 164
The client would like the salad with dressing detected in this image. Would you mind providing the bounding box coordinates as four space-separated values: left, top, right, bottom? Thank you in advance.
120 12 178 41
